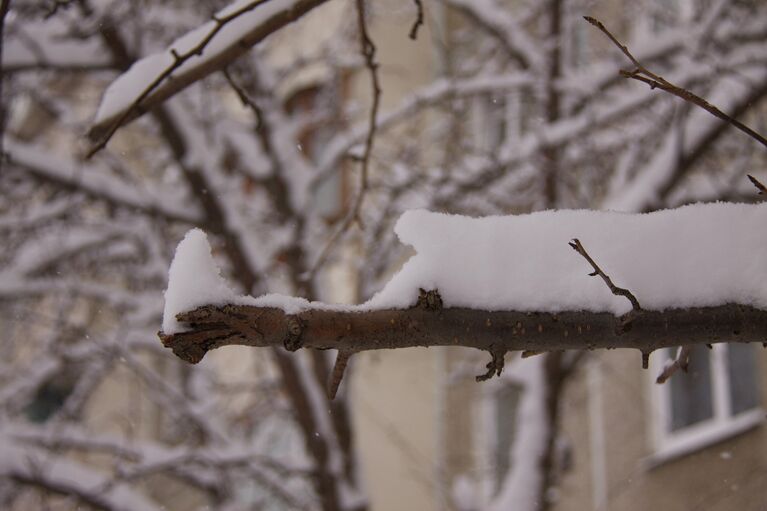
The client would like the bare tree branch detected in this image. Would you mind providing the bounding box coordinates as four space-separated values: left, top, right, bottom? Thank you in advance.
158 302 767 371
584 16 767 150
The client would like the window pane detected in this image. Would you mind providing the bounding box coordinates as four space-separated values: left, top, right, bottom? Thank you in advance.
668 346 713 431
24 379 73 423
727 343 760 415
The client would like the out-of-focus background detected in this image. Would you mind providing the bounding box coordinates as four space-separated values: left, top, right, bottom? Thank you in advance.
2 0 767 510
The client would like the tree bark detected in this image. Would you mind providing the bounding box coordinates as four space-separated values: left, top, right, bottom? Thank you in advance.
159 302 767 366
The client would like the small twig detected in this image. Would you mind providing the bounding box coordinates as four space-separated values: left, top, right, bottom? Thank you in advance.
327 350 352 399
476 346 506 382
307 0 381 279
584 16 767 150
222 68 265 126
747 174 767 195
409 0 424 40
87 0 273 157
641 349 652 370
569 238 642 312
656 345 692 384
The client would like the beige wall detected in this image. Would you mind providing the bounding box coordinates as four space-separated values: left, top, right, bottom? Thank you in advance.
351 347 441 511
555 347 767 511
348 4 446 511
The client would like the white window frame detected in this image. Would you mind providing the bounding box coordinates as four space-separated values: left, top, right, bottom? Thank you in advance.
647 344 763 467
472 376 525 507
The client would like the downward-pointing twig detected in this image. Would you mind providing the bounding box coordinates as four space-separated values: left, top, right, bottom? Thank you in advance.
656 345 692 384
328 350 352 399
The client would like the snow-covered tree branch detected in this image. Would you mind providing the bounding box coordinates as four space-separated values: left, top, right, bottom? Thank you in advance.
3 0 767 510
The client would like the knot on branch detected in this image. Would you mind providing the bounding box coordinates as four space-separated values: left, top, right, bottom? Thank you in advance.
476 346 506 382
283 316 305 352
416 288 443 311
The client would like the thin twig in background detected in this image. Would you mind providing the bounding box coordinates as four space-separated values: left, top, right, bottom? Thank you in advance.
656 345 692 384
308 0 381 279
747 174 767 195
584 16 767 150
0 0 11 172
409 0 424 40
86 0 274 157
222 68 265 125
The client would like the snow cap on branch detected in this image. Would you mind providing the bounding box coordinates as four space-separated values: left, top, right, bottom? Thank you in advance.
162 229 236 334
366 203 767 314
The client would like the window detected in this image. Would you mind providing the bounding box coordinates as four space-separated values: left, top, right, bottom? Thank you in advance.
285 81 347 221
471 94 507 154
650 0 694 33
649 344 762 464
470 89 535 156
473 379 524 502
24 369 78 423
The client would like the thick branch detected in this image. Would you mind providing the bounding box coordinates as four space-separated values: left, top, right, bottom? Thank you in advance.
159 303 767 365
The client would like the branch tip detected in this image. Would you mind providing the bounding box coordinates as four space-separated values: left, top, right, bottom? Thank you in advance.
748 174 767 195
641 349 651 370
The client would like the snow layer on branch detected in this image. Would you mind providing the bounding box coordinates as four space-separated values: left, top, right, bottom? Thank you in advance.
94 0 301 125
162 229 312 333
163 203 767 328
366 203 767 314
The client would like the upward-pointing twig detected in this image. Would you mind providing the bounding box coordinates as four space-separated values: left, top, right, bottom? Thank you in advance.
569 238 642 312
569 238 648 367
747 174 767 195
584 16 767 150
